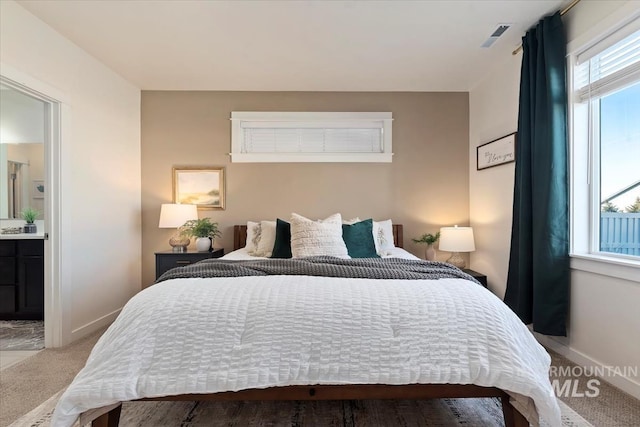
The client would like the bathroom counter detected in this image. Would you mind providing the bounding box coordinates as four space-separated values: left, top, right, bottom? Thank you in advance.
0 232 45 240
0 220 45 239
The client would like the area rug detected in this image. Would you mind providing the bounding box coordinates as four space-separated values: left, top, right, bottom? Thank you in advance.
10 388 592 427
0 321 44 350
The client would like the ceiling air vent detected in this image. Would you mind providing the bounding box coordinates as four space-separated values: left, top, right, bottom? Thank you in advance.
481 24 512 48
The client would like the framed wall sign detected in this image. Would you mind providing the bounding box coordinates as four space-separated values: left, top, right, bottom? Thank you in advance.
477 132 517 170
172 166 225 210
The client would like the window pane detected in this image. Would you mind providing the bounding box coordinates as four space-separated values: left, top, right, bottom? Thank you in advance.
599 82 640 256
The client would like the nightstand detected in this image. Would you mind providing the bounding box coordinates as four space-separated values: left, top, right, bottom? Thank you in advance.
462 269 487 288
155 248 224 279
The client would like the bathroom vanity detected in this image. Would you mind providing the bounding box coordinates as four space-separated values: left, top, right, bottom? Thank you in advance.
0 236 44 320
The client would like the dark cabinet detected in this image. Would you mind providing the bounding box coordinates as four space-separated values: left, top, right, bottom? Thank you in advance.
0 286 15 313
155 248 224 280
18 256 45 313
0 256 16 285
462 269 488 288
0 239 44 320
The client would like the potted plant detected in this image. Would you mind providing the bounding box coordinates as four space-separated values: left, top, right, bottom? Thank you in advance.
181 218 221 252
21 207 40 234
412 231 440 261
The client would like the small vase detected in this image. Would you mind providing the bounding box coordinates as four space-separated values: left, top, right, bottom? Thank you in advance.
425 244 436 261
23 223 37 234
196 237 211 252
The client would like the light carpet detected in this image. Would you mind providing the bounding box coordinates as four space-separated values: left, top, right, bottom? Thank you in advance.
10 387 591 427
0 329 103 426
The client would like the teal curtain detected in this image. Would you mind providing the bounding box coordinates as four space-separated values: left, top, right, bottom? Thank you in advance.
504 12 569 336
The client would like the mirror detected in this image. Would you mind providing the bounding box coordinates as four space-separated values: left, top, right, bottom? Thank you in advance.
0 84 45 220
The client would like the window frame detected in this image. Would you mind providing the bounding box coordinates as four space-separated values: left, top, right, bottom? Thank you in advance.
568 16 640 282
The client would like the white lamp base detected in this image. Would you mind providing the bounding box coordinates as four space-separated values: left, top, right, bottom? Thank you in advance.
446 252 466 269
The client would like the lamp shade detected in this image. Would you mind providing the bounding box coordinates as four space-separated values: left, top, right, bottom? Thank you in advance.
158 204 197 228
439 226 475 252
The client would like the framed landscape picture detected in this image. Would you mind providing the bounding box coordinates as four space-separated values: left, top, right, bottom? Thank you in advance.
172 166 225 210
477 132 517 170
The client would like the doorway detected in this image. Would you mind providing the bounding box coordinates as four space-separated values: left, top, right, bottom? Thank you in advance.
0 72 63 350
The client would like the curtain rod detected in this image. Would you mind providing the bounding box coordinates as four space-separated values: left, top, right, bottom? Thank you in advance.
511 0 582 55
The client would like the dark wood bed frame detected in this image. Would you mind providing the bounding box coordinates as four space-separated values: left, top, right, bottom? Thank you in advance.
93 224 529 427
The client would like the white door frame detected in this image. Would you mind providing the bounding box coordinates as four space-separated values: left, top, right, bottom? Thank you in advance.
1 63 70 347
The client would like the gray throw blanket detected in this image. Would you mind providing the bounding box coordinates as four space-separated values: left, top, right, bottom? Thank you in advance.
156 257 480 284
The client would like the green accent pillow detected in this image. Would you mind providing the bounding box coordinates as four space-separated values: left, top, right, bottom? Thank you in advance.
271 219 292 258
342 219 379 258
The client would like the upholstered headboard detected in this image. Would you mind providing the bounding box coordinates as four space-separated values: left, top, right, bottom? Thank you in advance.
233 224 404 251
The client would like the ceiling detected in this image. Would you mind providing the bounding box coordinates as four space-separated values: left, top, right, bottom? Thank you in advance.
17 0 568 91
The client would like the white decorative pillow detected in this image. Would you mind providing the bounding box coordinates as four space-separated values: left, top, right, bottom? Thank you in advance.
290 213 349 258
245 221 261 253
342 217 361 225
252 220 277 257
373 219 395 255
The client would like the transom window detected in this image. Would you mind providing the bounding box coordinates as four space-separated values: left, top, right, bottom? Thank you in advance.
230 112 393 163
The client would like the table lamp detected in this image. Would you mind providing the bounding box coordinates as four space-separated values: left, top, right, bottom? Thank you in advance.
439 225 475 269
159 203 198 252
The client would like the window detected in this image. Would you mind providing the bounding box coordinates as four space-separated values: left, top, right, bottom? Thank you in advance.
571 19 640 261
230 112 393 163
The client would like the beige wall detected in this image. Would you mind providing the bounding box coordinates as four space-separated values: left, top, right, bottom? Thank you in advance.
468 55 520 298
141 91 469 285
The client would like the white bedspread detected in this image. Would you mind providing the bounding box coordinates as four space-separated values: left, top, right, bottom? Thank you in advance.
52 276 561 426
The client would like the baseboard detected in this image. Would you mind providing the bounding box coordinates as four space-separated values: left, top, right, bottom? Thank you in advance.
70 307 121 342
535 333 640 400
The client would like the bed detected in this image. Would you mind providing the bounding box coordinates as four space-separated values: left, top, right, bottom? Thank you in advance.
52 222 560 427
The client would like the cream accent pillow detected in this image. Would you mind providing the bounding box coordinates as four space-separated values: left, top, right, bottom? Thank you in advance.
290 213 349 258
372 219 395 255
342 217 361 225
245 221 261 252
252 220 277 257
